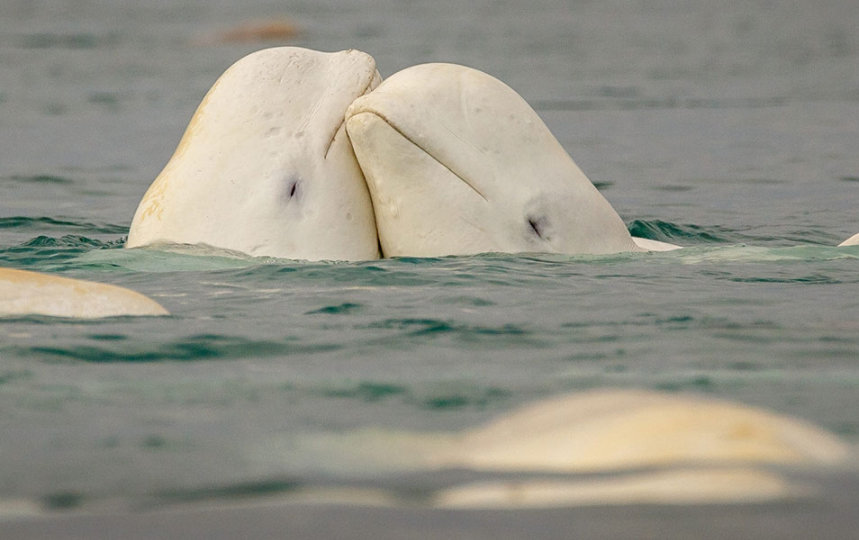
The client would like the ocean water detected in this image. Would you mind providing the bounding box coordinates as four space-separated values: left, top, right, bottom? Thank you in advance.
1 0 859 530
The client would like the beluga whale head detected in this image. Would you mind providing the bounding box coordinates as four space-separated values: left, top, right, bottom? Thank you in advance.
127 47 381 261
344 62 642 258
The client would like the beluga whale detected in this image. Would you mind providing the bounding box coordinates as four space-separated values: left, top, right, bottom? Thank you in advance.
344 62 674 257
839 233 859 247
127 47 381 261
0 268 168 318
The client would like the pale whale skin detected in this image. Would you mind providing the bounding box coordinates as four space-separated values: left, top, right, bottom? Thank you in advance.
127 47 381 261
431 388 849 508
345 62 646 258
0 268 168 318
839 233 859 247
445 388 848 472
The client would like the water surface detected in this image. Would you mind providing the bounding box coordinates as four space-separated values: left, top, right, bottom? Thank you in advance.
1 0 858 532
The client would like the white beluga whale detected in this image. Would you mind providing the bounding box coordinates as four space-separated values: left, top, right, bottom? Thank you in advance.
441 389 848 473
127 47 381 261
0 268 168 318
839 233 859 247
345 62 676 257
286 388 850 508
430 388 850 508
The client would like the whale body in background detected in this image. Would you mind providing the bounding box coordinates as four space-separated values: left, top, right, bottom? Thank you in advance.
126 47 381 261
0 268 168 318
345 62 670 257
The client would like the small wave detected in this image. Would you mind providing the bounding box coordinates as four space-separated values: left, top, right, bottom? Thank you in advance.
17 32 119 50
77 245 258 273
319 379 511 411
322 382 409 402
0 234 124 269
0 216 127 235
18 334 337 363
627 219 734 243
305 302 364 315
729 274 842 285
363 318 538 351
534 95 788 112
153 478 303 506
419 386 511 410
7 174 74 185
19 235 108 248
674 244 859 266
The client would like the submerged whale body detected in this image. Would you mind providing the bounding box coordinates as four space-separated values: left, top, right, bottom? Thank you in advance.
0 268 168 318
431 388 850 508
126 47 381 261
295 388 850 508
345 62 661 257
445 388 848 472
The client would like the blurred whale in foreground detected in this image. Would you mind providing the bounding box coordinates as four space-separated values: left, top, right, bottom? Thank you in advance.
291 388 850 508
127 47 381 261
345 62 679 257
441 388 848 472
0 268 168 318
431 389 850 508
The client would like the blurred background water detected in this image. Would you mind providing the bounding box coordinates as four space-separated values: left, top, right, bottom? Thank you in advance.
1 0 858 524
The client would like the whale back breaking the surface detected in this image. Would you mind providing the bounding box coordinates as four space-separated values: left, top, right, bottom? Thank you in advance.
345 62 642 258
839 233 859 247
290 388 851 508
0 268 168 318
126 47 381 261
430 388 851 508
445 388 849 472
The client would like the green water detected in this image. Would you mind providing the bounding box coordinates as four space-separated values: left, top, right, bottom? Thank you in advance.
1 0 858 524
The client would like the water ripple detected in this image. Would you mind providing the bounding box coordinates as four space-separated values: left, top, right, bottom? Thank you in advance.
0 216 127 234
16 335 337 363
627 219 733 243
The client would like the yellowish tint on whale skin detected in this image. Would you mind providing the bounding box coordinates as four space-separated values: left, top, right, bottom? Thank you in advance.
126 47 382 261
345 62 642 258
433 467 803 509
839 233 859 246
432 389 850 508
444 389 849 472
292 389 851 508
131 68 231 229
0 268 168 318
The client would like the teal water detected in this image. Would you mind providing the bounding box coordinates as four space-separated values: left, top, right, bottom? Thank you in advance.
1 0 859 520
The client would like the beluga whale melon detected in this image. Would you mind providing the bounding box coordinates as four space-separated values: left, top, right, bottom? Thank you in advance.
127 47 381 261
345 62 650 257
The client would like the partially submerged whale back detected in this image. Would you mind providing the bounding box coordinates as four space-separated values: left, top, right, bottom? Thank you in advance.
299 388 850 507
0 268 168 318
127 47 381 261
839 233 859 247
447 389 848 472
345 63 641 257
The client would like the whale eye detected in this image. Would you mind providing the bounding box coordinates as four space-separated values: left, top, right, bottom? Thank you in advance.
527 216 550 240
285 178 300 200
